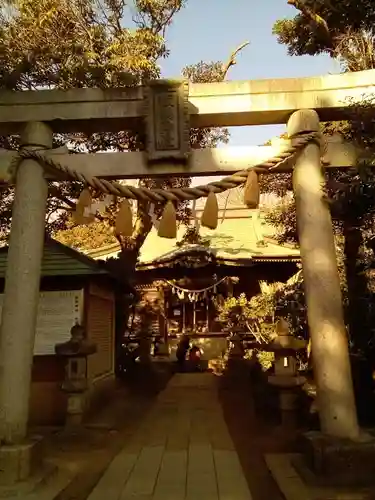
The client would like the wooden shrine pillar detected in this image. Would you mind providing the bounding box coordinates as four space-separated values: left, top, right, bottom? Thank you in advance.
193 301 197 332
182 301 186 333
206 296 210 332
157 285 169 347
288 110 359 440
0 122 52 445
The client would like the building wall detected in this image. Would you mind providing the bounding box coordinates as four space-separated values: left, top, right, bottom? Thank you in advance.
86 282 115 381
85 282 117 416
27 278 117 426
29 355 67 426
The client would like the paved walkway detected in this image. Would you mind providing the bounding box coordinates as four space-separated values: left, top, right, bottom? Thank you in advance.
87 373 253 499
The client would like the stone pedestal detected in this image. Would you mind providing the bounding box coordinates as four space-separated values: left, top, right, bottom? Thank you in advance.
66 392 88 427
157 342 169 356
222 333 247 382
297 430 375 487
279 390 299 429
0 439 42 485
139 335 152 364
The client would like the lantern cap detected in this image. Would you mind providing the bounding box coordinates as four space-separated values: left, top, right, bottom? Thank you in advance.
55 323 97 357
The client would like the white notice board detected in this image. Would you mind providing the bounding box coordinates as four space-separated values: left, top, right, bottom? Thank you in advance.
0 290 84 355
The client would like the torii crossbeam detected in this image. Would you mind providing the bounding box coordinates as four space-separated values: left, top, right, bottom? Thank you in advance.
0 69 373 133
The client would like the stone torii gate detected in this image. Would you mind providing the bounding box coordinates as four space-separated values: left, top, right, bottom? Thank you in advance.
0 68 374 480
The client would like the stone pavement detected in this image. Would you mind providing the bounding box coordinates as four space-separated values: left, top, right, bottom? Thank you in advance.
87 372 253 499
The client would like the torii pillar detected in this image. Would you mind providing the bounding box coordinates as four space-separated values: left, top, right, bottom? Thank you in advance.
0 122 51 483
288 109 359 440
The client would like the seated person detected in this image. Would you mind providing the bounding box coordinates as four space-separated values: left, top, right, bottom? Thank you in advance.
188 345 202 371
176 335 190 370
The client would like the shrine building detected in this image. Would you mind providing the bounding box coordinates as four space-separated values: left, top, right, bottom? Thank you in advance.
86 188 300 361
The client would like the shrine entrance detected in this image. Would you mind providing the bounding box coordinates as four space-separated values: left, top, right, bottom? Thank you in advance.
0 68 372 484
165 277 228 335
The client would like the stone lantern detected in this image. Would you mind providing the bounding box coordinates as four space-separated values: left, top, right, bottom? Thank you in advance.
55 323 96 427
223 327 246 381
222 325 244 359
267 318 308 428
229 329 245 359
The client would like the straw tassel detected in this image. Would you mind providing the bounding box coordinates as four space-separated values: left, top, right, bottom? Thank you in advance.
72 204 85 224
158 201 177 239
115 199 133 236
73 188 94 224
77 188 92 208
243 171 260 209
201 191 218 230
73 204 95 225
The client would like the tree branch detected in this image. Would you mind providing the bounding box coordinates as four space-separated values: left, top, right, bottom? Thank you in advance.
117 199 153 253
287 0 333 47
222 41 250 80
48 184 79 211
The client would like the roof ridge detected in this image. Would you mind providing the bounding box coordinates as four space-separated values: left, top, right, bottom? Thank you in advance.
85 242 121 257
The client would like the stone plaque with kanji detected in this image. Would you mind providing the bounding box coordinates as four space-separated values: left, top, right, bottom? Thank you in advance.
144 79 190 163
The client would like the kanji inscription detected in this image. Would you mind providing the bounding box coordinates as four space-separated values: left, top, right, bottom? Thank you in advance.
145 79 190 163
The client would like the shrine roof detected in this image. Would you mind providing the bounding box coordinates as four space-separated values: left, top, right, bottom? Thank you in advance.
0 237 133 289
85 187 300 267
86 218 300 268
138 219 300 268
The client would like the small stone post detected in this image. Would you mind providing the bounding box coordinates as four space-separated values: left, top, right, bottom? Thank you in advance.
288 110 359 440
0 122 52 444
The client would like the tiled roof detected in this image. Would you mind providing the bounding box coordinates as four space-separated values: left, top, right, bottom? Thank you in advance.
86 218 299 267
0 238 114 279
85 187 300 267
139 219 299 266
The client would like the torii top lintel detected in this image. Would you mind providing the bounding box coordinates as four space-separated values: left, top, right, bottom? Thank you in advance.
0 69 374 135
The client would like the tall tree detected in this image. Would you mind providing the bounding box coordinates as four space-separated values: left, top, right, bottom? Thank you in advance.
268 0 375 246
0 0 241 264
0 0 186 242
274 0 375 70
55 55 233 256
268 0 375 355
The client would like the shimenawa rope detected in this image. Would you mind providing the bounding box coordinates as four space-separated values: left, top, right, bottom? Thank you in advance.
15 131 319 204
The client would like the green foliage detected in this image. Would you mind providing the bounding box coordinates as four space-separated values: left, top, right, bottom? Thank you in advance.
263 94 375 246
218 284 285 343
215 290 279 372
263 195 296 245
182 61 230 148
0 0 230 255
247 282 284 341
259 134 292 198
216 282 305 371
265 0 375 352
55 219 117 250
251 350 274 371
270 271 307 338
175 226 210 247
218 293 253 330
273 0 375 68
0 0 172 90
217 247 348 347
270 1 375 246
